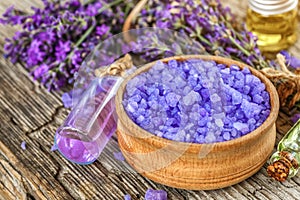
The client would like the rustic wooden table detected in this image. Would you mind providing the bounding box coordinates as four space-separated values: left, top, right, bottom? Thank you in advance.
1 0 300 199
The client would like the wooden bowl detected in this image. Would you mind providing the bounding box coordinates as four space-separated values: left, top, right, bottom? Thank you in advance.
115 55 279 190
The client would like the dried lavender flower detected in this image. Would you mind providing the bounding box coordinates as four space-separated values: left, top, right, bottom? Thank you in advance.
1 0 135 90
132 0 273 69
280 51 300 70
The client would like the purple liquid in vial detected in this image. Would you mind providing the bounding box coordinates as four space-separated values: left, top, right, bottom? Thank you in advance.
55 77 120 164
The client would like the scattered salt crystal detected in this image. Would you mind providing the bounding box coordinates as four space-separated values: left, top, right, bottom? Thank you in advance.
62 92 72 108
21 141 26 150
113 152 125 161
124 194 131 200
145 189 167 200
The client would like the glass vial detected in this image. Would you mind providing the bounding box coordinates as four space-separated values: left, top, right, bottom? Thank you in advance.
246 0 298 52
267 119 300 181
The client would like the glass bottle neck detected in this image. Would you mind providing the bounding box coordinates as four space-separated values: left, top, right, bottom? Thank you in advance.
248 0 298 16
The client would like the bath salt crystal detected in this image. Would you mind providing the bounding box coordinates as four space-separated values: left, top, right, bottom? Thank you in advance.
145 189 167 200
223 132 231 141
231 90 243 105
233 122 249 134
183 85 192 95
220 67 230 75
253 94 264 104
126 101 138 113
215 119 224 128
174 76 186 88
166 92 180 107
210 93 221 103
168 60 178 69
205 132 216 143
173 130 186 142
152 61 165 71
124 194 131 200
21 141 26 150
62 92 72 108
161 73 173 83
213 113 226 119
113 152 125 161
182 91 200 106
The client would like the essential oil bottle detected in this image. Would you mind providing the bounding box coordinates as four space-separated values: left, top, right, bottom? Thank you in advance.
246 0 298 52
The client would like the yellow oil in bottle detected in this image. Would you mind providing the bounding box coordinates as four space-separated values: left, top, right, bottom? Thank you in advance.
246 7 298 52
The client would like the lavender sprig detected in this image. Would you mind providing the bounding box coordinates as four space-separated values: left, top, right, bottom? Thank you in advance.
132 0 274 70
1 0 134 90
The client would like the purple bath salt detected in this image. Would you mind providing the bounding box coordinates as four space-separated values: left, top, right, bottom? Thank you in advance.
145 189 167 200
21 141 26 150
123 59 271 144
124 194 131 200
113 151 125 161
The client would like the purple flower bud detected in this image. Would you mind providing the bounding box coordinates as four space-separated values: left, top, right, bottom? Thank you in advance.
33 64 49 79
96 24 110 36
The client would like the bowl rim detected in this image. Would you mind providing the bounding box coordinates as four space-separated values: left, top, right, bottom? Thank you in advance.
115 55 279 152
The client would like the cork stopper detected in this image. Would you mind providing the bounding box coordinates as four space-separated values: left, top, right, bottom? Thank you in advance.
267 159 291 182
267 151 299 182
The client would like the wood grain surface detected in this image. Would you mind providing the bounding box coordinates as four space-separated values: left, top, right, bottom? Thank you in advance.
1 0 300 199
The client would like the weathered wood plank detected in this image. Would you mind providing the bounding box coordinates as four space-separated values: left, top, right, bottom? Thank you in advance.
1 0 300 200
